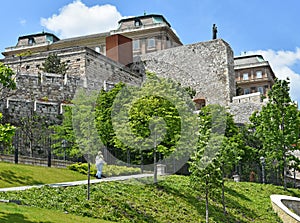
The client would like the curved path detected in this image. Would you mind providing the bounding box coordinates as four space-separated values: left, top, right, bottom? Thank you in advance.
0 173 153 192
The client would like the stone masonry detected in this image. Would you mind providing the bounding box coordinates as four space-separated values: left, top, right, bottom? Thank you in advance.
1 46 142 124
1 38 264 126
139 39 235 107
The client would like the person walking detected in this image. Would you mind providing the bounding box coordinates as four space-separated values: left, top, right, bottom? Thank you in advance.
95 151 105 179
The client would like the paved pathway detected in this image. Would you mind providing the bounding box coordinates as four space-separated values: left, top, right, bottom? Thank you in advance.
0 173 153 192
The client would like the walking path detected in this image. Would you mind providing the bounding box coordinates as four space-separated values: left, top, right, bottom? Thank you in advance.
0 173 153 192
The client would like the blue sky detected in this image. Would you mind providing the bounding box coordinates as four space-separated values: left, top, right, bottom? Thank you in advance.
1 0 300 102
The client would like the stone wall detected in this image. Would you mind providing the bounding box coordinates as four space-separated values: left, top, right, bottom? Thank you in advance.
139 39 235 106
1 46 142 124
2 39 266 127
229 93 266 124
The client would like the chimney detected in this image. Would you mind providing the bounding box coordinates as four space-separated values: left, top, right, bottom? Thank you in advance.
106 34 133 66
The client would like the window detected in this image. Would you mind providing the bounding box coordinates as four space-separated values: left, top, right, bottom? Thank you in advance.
257 86 264 94
256 71 262 78
243 73 249 80
133 40 140 51
28 37 35 45
134 19 142 27
244 88 250 94
147 38 155 49
95 46 101 53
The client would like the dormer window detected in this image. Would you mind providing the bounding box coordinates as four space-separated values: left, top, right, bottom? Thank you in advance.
134 19 142 27
28 37 35 45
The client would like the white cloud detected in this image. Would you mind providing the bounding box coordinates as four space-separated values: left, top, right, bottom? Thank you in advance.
40 0 122 38
248 48 300 103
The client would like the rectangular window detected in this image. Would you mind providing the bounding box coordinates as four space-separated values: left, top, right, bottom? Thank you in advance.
133 40 140 51
256 71 262 78
243 73 249 80
244 88 250 94
147 38 156 49
257 86 264 94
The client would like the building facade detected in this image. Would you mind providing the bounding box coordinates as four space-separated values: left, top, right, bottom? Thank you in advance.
234 54 276 97
2 14 181 59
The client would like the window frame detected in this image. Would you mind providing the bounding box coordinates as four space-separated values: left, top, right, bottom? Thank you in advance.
147 38 156 49
244 88 250 95
256 71 263 79
133 39 140 51
134 19 142 27
243 73 249 80
257 86 264 94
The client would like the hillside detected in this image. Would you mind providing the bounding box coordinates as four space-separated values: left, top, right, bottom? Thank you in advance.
0 162 88 188
1 174 299 222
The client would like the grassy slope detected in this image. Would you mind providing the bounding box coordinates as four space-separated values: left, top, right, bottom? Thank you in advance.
1 174 299 222
0 202 111 223
0 162 88 188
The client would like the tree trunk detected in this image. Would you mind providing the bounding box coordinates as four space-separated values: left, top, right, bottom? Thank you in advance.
205 178 209 223
221 165 226 216
87 162 91 200
283 144 287 190
154 128 157 184
294 168 296 188
154 147 157 184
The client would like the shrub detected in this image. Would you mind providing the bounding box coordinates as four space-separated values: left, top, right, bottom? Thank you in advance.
67 163 141 177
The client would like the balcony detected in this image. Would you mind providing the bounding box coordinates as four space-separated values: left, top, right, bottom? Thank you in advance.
236 76 273 84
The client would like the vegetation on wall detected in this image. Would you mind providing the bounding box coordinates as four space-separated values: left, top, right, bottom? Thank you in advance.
40 53 68 75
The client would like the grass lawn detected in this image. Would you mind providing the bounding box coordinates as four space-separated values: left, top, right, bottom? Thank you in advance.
1 175 300 222
0 202 111 223
0 162 88 188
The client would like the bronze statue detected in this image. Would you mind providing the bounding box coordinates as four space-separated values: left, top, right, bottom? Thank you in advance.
212 24 217 39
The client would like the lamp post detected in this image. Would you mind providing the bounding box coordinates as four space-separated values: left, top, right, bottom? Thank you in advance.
61 139 67 161
260 156 266 184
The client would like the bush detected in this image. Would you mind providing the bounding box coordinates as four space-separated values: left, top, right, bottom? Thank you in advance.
67 163 141 177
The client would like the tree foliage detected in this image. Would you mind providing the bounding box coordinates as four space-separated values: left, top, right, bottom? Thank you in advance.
95 82 125 151
189 104 243 221
250 78 300 189
0 63 16 148
51 89 102 162
0 62 17 101
50 106 81 159
40 53 68 75
72 89 102 163
0 113 15 146
95 73 197 169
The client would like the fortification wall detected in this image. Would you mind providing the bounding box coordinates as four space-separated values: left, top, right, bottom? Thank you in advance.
2 40 264 126
1 47 142 124
139 39 235 106
229 93 266 124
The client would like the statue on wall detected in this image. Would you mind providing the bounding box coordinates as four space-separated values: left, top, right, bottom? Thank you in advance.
212 24 217 39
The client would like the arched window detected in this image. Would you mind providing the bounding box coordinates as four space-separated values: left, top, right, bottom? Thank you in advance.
134 19 142 27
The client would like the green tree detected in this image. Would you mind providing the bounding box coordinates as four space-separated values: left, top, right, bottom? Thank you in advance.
19 111 51 157
250 78 300 190
217 112 243 216
189 105 224 223
238 125 262 182
0 113 15 148
50 106 81 160
114 73 197 181
40 53 68 74
0 63 16 149
95 82 125 160
190 104 243 221
95 72 198 183
51 89 102 162
0 62 17 101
